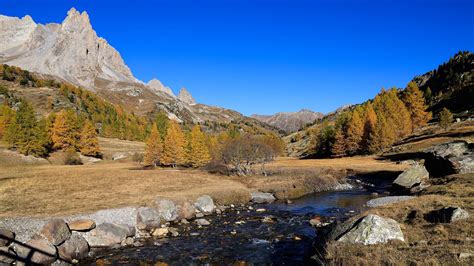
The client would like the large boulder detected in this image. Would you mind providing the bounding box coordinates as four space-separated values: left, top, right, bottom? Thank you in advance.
425 207 470 223
424 141 474 176
178 201 196 220
40 219 71 246
17 236 57 264
58 232 89 261
194 195 215 214
0 228 15 247
366 196 416 208
334 214 405 245
68 219 96 232
137 207 161 230
82 223 133 248
392 164 429 194
155 198 179 222
251 192 276 204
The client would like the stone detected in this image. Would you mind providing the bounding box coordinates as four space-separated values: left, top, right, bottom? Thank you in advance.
137 207 161 230
251 192 276 204
168 227 179 237
0 246 16 264
392 164 429 194
194 195 215 214
121 237 134 247
155 198 179 222
366 196 416 208
58 232 89 261
180 219 189 224
256 208 266 212
40 219 71 246
178 201 196 220
82 223 131 248
425 207 470 223
195 213 204 218
0 228 15 247
152 228 168 237
309 216 323 227
336 214 405 245
424 141 474 176
68 219 96 232
459 252 473 259
196 219 210 226
17 236 57 264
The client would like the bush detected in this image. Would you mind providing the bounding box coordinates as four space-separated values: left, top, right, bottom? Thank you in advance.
63 150 83 165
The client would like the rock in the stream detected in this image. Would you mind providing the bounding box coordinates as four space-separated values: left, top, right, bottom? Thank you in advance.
194 195 215 214
0 246 16 264
0 228 15 247
137 207 161 230
196 219 211 226
335 214 405 245
424 141 474 176
309 216 323 227
392 164 429 194
17 236 58 264
179 201 197 220
58 232 89 261
152 228 168 237
155 198 179 222
366 196 416 208
68 219 96 232
251 192 276 204
425 207 470 223
40 219 71 246
82 223 134 248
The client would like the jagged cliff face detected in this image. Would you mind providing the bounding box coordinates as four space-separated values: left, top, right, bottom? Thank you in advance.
252 109 324 133
0 8 253 125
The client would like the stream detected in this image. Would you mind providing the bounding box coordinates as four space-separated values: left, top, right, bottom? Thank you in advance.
85 178 389 265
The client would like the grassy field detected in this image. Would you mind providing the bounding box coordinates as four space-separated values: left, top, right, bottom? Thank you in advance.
0 154 405 217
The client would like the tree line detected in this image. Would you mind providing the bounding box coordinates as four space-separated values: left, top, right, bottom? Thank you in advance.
312 81 433 157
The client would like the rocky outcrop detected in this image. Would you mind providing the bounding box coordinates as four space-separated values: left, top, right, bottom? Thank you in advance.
425 207 470 223
334 214 405 245
392 164 430 194
177 87 196 105
250 192 276 204
251 109 324 133
423 141 474 176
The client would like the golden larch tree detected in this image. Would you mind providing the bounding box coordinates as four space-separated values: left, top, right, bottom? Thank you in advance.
143 123 163 166
0 105 14 139
362 102 377 153
345 109 364 154
51 109 80 150
79 120 101 157
331 127 346 157
402 81 432 131
187 125 211 168
162 121 186 167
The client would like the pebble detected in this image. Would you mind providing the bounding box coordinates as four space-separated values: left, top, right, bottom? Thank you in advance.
196 213 204 218
196 219 210 226
230 204 235 208
235 221 246 225
294 236 302 241
190 232 200 236
180 219 189 224
168 227 179 237
230 231 237 235
248 206 254 210
256 208 266 212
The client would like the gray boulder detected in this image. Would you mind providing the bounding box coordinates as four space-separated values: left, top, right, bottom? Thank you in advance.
0 228 14 247
251 192 276 204
425 207 470 223
155 198 179 222
40 219 71 246
178 201 196 220
392 164 429 194
58 232 89 261
194 195 215 214
337 214 405 245
366 196 416 208
136 207 161 230
82 223 133 248
424 141 474 175
17 236 57 264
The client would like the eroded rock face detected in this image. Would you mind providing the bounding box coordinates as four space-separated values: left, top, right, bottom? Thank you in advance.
425 207 470 223
136 207 161 230
82 223 132 248
251 192 276 204
155 199 179 222
0 228 15 247
392 164 429 194
58 232 89 261
40 219 71 246
336 214 405 245
17 236 57 264
194 195 215 215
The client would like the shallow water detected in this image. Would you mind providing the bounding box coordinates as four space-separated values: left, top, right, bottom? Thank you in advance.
85 186 379 265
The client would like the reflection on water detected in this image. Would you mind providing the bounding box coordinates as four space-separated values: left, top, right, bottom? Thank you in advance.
85 188 378 265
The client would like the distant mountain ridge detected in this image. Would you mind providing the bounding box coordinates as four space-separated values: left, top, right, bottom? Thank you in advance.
0 8 256 125
251 109 324 133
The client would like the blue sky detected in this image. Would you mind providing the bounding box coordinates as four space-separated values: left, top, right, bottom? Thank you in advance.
1 0 473 115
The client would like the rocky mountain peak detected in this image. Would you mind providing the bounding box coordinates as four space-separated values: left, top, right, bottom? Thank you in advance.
147 78 175 97
178 87 196 105
62 8 91 31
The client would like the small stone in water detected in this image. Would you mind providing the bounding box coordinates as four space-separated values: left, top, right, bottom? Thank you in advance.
180 219 189 224
248 206 254 210
294 236 302 241
190 232 200 236
235 221 245 225
256 208 266 212
286 199 293 204
196 213 204 218
230 204 235 208
152 228 169 237
231 231 237 235
168 227 179 237
196 218 210 226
